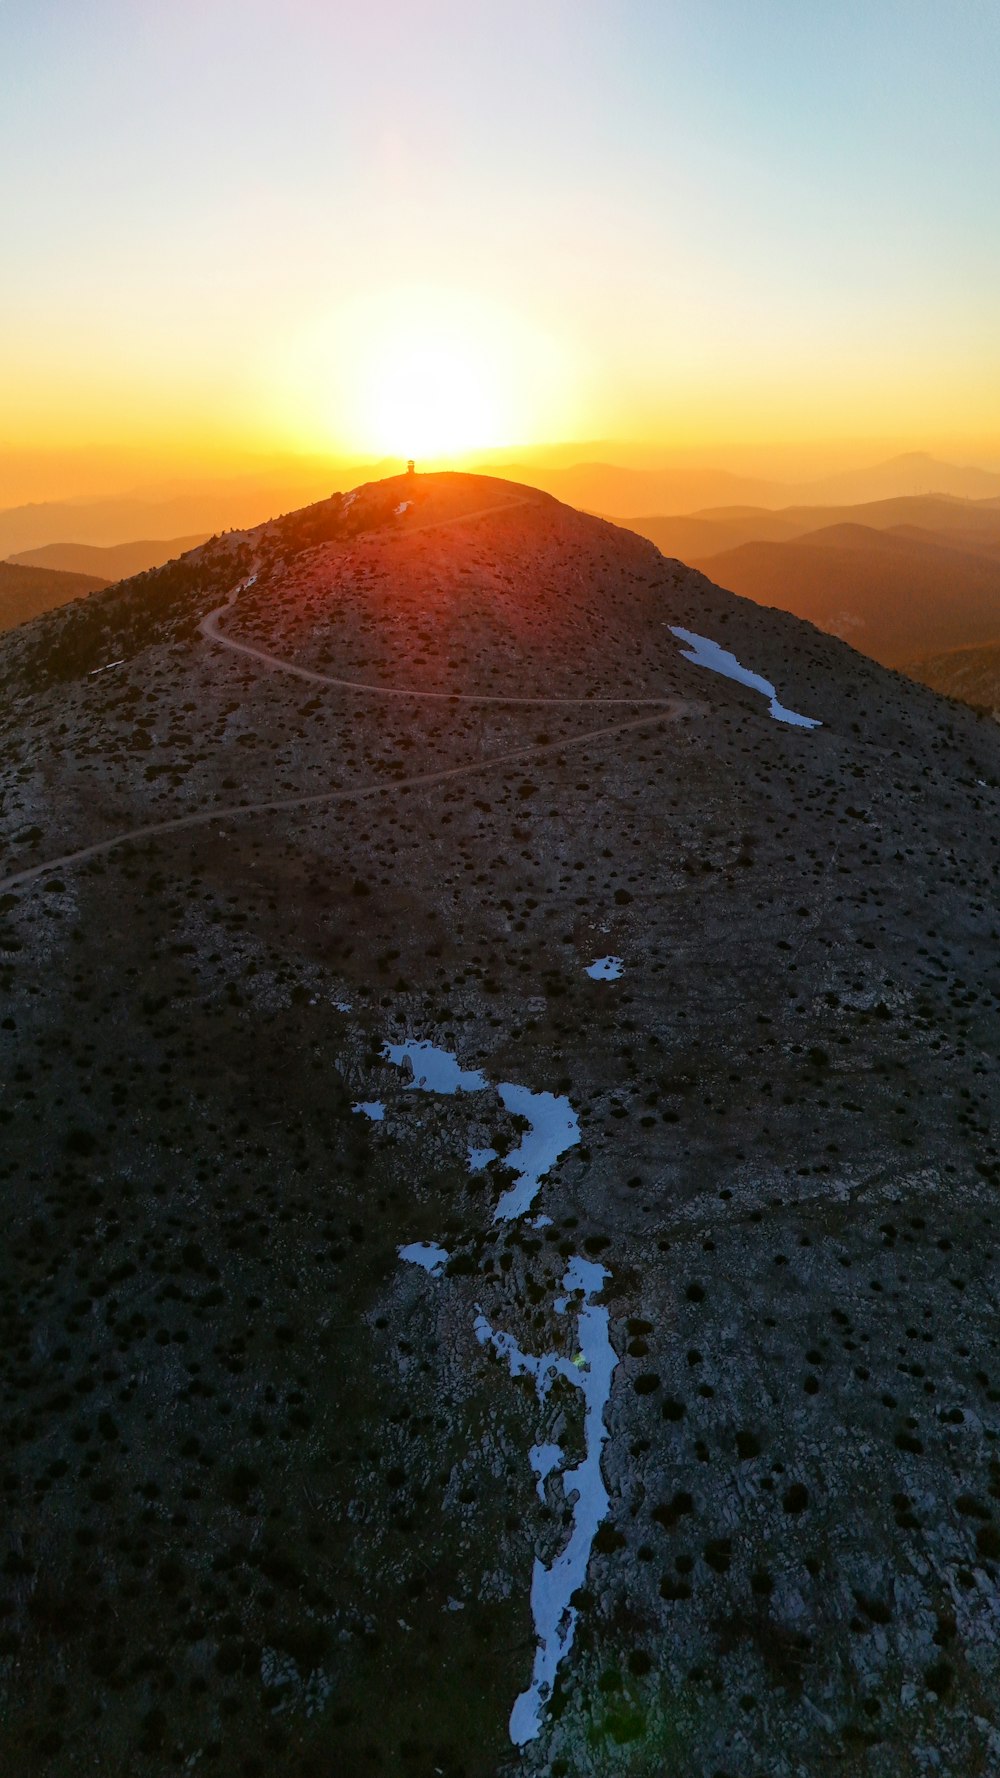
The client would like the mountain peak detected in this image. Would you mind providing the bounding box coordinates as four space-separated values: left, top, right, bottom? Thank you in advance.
3 473 1000 1773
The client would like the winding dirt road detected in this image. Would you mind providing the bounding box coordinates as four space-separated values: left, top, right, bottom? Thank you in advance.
199 582 675 709
1 499 698 894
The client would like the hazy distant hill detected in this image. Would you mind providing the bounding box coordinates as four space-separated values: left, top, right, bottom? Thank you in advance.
0 560 109 634
8 535 209 580
0 480 346 558
906 637 1000 711
691 526 1000 665
501 459 786 515
5 454 999 559
632 493 1000 560
629 508 807 557
887 522 1000 561
795 449 1000 506
512 452 1000 519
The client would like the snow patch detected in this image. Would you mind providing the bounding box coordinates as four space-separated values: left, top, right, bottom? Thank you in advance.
669 626 821 728
399 1241 450 1275
585 955 622 980
381 1040 578 1221
492 1083 580 1222
376 1036 605 1748
352 1100 385 1122
384 1039 488 1094
476 1256 616 1746
468 1145 498 1172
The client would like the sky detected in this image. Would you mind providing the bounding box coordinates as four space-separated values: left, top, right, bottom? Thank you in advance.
3 0 1000 497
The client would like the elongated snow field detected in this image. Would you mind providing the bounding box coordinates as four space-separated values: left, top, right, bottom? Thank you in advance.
358 1036 614 1746
669 626 821 728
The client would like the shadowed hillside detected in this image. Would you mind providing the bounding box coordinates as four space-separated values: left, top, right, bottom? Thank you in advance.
689 527 1000 666
906 637 1000 712
0 560 110 635
3 474 1000 1777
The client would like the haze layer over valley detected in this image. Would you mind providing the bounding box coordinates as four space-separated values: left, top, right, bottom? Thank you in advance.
3 473 1000 1775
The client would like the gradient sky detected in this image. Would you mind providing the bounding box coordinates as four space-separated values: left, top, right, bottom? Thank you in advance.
3 0 999 483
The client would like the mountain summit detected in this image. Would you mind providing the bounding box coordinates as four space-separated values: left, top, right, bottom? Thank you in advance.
2 473 1000 1776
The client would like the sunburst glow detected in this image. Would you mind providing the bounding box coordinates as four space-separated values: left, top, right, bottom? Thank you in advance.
362 330 503 459
273 287 579 461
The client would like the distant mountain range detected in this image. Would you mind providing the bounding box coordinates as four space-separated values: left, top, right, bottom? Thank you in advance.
4 452 1000 560
624 491 1000 673
9 536 209 579
628 493 1000 561
0 476 351 558
508 452 1000 518
499 459 781 515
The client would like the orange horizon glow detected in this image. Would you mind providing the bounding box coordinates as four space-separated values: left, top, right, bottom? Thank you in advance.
3 7 1000 503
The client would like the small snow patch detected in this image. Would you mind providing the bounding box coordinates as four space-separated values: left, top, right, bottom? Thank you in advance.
384 1039 488 1095
585 955 622 981
395 500 412 515
399 1241 449 1275
469 1145 498 1172
353 1100 385 1122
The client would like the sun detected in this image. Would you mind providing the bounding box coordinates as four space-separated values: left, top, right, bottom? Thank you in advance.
347 293 513 459
363 330 503 460
271 285 581 462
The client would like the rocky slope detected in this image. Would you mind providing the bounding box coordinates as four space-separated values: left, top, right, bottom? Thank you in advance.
2 473 1000 1777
